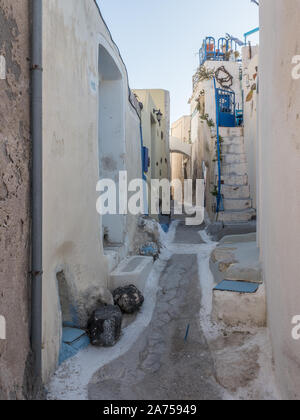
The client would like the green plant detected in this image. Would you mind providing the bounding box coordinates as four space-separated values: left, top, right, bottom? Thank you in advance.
211 185 218 197
200 113 215 128
197 65 215 81
207 118 215 128
214 135 224 162
193 66 215 90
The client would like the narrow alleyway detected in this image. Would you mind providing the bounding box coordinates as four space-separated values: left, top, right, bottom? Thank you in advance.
88 235 222 400
48 220 278 401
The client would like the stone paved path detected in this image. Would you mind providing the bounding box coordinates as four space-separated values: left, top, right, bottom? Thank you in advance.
88 224 222 400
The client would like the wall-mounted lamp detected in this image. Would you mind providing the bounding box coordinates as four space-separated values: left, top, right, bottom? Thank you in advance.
153 109 163 125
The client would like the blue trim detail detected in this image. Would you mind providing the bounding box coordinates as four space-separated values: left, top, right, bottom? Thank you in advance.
216 88 236 128
214 280 260 294
142 146 149 174
139 123 149 215
59 328 90 365
214 78 224 214
244 27 259 45
199 36 241 67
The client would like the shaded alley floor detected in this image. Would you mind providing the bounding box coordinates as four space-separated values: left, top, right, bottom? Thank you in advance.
48 221 279 400
88 250 221 400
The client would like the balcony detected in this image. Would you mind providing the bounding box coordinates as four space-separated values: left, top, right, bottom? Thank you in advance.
199 36 241 67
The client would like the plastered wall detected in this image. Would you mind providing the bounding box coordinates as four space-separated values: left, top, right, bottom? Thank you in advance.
0 0 32 399
259 0 300 399
42 0 142 382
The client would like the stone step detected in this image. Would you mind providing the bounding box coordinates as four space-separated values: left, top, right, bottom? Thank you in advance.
222 162 248 176
222 143 245 154
222 153 247 165
222 184 250 199
211 234 262 284
217 208 256 223
109 256 153 294
221 174 248 186
219 127 243 137
222 136 244 146
211 234 265 327
223 198 252 211
212 283 266 327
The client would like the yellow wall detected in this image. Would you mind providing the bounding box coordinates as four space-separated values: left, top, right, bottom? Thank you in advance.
133 89 171 214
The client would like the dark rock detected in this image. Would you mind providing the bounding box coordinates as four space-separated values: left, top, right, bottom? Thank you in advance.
113 285 144 314
87 305 122 347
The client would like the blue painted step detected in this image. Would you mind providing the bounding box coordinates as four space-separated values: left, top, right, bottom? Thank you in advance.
160 223 170 233
59 327 90 365
214 280 259 294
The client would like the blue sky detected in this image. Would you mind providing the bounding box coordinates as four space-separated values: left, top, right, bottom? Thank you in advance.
97 0 259 123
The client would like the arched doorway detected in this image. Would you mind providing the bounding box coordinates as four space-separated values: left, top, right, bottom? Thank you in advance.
98 45 125 245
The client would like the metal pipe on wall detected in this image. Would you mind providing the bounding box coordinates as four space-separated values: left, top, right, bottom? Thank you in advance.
31 0 43 383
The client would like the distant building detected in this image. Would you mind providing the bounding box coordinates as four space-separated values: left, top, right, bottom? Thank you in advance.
170 116 192 199
133 89 171 214
189 35 256 222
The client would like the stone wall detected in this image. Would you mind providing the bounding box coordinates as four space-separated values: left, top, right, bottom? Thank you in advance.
0 0 32 399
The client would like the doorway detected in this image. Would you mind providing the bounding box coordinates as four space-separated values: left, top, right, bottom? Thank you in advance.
98 45 125 244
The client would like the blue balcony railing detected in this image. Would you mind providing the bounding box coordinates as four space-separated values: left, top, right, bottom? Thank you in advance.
199 36 240 67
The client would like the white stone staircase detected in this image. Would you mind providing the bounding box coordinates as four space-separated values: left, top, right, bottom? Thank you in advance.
217 127 256 223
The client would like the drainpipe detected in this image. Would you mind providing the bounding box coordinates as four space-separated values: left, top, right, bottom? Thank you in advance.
31 0 43 385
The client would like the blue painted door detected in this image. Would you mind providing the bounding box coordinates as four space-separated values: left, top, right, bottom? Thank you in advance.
216 88 236 127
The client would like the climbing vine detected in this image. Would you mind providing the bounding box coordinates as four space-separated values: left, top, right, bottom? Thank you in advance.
193 65 215 90
211 185 218 197
215 66 233 89
212 135 224 163
211 135 224 198
200 113 215 128
193 65 234 91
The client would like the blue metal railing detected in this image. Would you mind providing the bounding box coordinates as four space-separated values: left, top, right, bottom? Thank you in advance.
244 27 259 45
213 78 224 214
199 36 240 67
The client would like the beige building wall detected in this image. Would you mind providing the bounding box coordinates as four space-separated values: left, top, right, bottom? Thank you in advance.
133 89 171 213
170 116 191 198
242 45 259 209
145 89 171 181
0 0 32 399
171 116 191 144
190 109 216 219
259 0 300 399
42 0 142 382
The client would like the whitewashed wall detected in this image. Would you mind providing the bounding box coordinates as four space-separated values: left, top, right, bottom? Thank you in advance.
259 0 300 399
242 46 259 209
42 0 142 382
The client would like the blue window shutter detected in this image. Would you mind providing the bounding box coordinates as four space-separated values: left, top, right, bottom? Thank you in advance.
142 147 149 173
